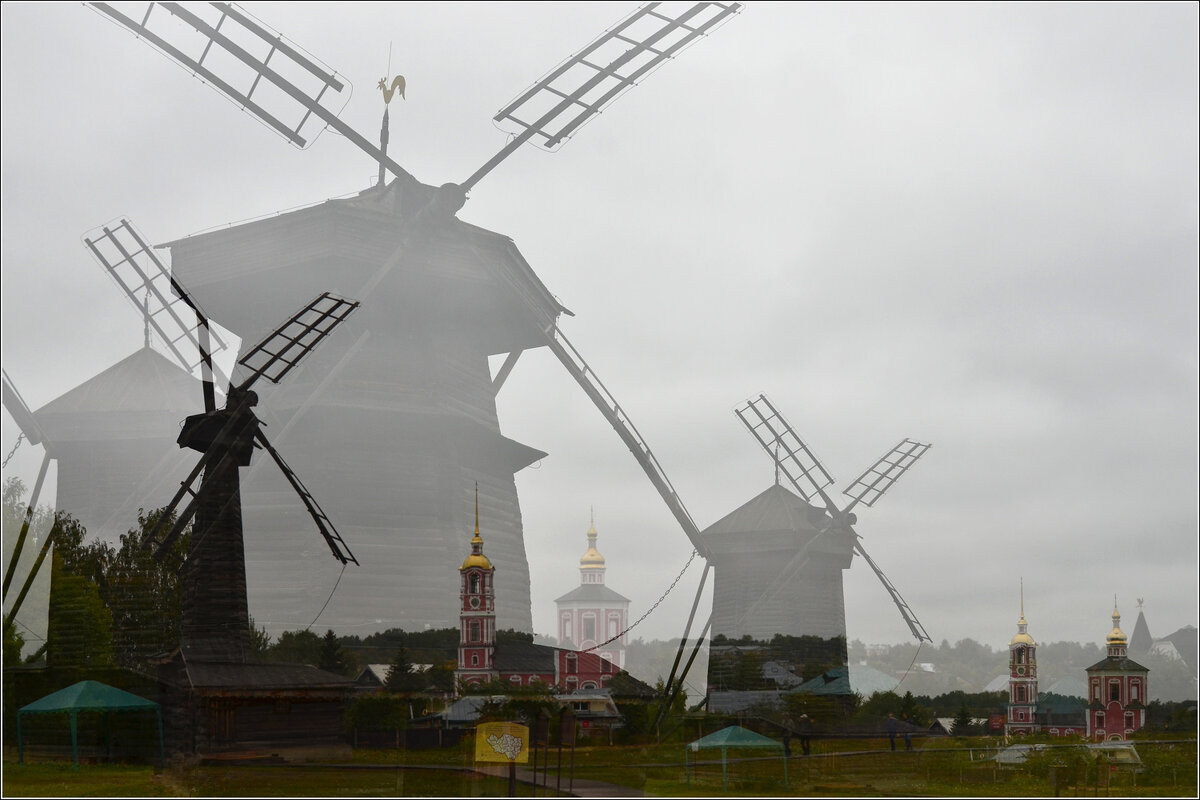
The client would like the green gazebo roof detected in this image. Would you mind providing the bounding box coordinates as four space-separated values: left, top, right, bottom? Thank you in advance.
689 725 782 750
19 680 159 714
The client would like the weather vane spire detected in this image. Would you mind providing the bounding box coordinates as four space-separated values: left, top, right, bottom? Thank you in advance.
376 43 405 188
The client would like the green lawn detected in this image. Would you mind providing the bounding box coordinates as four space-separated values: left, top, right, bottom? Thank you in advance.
4 736 1196 797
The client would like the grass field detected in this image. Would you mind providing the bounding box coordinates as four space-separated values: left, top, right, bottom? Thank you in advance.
4 735 1196 797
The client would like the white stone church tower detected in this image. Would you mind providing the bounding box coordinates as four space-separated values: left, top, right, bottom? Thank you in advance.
555 516 630 669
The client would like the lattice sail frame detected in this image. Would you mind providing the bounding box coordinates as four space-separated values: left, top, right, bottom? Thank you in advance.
842 438 932 512
89 2 351 149
82 218 233 386
493 2 742 151
735 393 835 505
236 292 359 389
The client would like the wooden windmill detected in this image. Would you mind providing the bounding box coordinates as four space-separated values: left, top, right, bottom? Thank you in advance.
733 393 933 643
86 2 741 637
2 219 235 651
82 217 362 661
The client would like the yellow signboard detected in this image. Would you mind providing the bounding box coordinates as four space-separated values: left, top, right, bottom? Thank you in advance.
474 721 530 764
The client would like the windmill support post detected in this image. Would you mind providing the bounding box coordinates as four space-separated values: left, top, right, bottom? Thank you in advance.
655 563 711 730
2 449 52 599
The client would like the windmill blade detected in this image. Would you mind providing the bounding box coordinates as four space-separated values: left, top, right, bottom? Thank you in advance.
2 369 48 448
145 436 242 560
842 439 931 515
853 538 931 643
145 390 260 557
82 218 233 399
735 394 839 510
253 430 357 566
465 1 743 191
89 2 416 183
235 292 359 390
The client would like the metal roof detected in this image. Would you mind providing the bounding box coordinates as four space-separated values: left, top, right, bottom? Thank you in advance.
554 583 631 605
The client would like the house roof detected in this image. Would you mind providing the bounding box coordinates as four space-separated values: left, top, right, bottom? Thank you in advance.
849 664 900 697
1085 654 1149 673
20 681 158 715
494 642 556 674
554 583 631 604
789 665 853 696
984 673 1010 693
1044 676 1088 699
179 660 355 689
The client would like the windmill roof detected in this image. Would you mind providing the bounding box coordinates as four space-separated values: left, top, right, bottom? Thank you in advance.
555 583 630 604
19 681 158 715
34 347 198 442
701 484 828 538
161 181 571 356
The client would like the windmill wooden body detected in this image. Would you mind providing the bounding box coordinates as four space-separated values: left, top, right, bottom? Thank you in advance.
88 1 742 640
142 288 361 663
731 393 932 643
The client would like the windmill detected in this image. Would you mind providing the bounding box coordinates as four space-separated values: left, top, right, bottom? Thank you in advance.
124 266 362 662
2 220 232 652
85 1 741 637
732 393 932 644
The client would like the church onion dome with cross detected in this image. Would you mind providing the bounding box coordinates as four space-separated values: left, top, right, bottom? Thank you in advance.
555 515 631 670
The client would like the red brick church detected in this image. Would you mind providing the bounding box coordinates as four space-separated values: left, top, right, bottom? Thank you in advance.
455 499 623 693
1085 598 1149 741
1003 586 1147 740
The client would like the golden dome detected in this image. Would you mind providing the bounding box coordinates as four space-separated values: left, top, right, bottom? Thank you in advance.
1106 598 1127 646
1010 630 1035 646
579 521 605 569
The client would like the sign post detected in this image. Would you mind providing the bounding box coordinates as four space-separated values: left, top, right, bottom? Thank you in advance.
475 722 530 798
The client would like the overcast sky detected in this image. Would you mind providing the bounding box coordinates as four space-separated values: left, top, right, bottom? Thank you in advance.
2 2 1197 654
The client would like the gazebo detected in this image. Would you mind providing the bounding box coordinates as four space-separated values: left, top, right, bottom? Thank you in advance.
685 725 787 792
17 681 164 769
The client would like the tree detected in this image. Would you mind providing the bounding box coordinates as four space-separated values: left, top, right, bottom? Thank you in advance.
319 629 347 674
44 513 115 669
385 646 421 692
268 629 322 664
951 701 974 736
3 625 25 667
249 616 272 660
102 508 189 668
